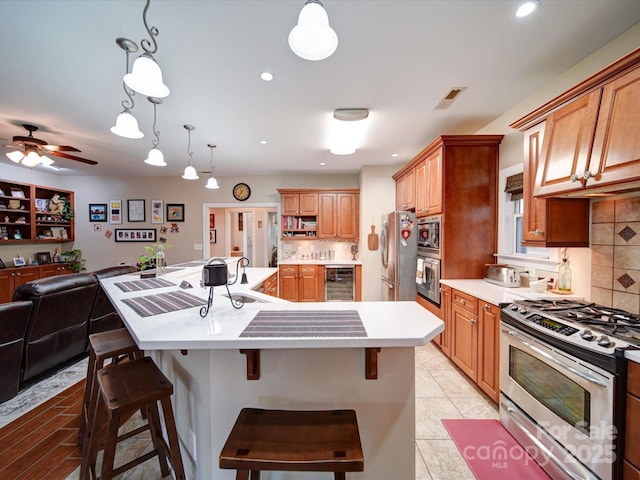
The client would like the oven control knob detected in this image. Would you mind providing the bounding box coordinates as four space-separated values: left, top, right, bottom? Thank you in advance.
510 303 519 311
597 335 612 348
580 330 594 341
518 306 528 314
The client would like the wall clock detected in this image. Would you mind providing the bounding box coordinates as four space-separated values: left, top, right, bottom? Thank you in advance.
233 182 251 201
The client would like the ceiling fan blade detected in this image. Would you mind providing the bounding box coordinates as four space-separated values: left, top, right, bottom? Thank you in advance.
50 150 98 165
43 145 81 152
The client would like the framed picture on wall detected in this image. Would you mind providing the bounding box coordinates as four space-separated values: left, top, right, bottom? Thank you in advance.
109 200 122 224
151 199 164 224
209 229 216 243
89 203 107 222
114 228 157 242
166 203 184 222
128 199 146 222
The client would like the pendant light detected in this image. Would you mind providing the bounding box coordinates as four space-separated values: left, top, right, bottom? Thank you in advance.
123 0 170 98
288 0 338 61
182 125 199 180
205 144 220 189
144 97 166 166
111 38 144 139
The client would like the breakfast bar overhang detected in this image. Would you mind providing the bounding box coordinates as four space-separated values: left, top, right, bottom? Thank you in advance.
100 267 444 480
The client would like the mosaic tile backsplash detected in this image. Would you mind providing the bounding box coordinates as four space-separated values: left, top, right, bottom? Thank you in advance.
591 196 640 314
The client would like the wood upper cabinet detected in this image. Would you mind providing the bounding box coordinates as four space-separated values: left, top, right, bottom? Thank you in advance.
522 122 590 247
278 264 324 302
281 192 318 216
395 168 415 211
317 192 359 240
513 48 640 197
415 149 443 217
534 90 601 196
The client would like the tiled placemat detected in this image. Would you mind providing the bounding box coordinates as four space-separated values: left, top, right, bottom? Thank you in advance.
122 290 206 317
240 310 367 338
114 277 175 292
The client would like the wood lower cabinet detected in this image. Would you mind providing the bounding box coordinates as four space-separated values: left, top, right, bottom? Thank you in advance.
420 285 451 357
0 266 40 303
262 272 278 297
625 361 640 479
38 264 72 278
522 122 590 247
278 264 324 302
445 288 499 403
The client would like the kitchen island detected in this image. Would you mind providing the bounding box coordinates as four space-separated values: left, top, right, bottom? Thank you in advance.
100 260 444 480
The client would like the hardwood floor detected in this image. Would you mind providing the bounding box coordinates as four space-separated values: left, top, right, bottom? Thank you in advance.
0 380 85 480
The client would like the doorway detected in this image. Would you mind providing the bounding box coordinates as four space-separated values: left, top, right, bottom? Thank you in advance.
202 203 278 268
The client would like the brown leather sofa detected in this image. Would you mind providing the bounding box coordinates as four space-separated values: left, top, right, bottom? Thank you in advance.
0 301 32 402
12 273 99 382
88 265 137 336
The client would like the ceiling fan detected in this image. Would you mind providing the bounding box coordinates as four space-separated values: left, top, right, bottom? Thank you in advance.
3 123 98 167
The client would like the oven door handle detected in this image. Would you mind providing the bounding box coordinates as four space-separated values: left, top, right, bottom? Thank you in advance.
501 401 596 480
504 329 608 388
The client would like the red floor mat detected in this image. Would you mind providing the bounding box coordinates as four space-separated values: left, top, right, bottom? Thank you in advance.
442 419 551 479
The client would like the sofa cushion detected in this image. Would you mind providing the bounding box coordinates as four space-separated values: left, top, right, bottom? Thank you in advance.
0 300 32 402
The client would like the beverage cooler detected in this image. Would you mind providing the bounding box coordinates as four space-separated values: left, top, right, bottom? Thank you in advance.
325 265 355 301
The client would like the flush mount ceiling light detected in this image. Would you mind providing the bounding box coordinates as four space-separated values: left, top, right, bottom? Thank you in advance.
515 0 540 18
329 108 369 155
111 38 144 139
204 144 220 189
144 97 166 166
288 0 338 61
123 0 170 98
181 124 199 180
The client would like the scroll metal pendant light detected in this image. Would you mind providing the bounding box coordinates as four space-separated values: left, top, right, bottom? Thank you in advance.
205 144 220 189
123 0 170 98
111 38 144 139
143 97 166 166
288 0 338 61
182 125 199 180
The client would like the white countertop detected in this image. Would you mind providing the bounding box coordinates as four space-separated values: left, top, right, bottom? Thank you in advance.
440 279 583 306
101 263 443 351
278 258 362 265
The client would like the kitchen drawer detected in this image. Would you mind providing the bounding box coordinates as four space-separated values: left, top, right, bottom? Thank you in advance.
279 265 297 275
626 392 640 470
452 289 477 314
629 361 640 397
299 265 317 275
263 273 278 297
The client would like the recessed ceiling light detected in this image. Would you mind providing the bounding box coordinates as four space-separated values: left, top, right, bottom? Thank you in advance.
259 140 268 145
320 162 327 166
391 153 399 158
260 72 273 81
515 0 539 18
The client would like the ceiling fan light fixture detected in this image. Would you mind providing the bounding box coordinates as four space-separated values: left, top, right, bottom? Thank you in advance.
124 53 170 98
6 150 24 163
144 147 166 166
22 150 42 167
288 0 338 61
39 155 55 167
205 176 220 189
111 111 144 139
182 165 199 180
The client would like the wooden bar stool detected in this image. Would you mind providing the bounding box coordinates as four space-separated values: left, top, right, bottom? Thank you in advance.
78 328 143 447
80 356 185 480
220 408 364 480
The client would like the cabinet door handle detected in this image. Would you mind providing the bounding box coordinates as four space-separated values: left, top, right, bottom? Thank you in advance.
470 318 477 325
534 229 543 236
570 174 580 183
15 272 21 277
483 304 490 311
583 170 593 180
460 299 466 305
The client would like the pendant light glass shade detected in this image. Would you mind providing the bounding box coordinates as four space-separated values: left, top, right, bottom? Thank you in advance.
205 176 219 189
123 53 170 98
22 151 42 167
288 0 338 61
39 155 54 167
6 151 24 162
182 164 199 180
144 147 166 166
111 110 144 138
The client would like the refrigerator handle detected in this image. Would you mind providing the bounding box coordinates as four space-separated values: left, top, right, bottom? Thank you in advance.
380 221 388 268
382 278 394 289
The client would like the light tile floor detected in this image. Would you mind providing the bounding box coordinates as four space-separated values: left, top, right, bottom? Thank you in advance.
1 343 498 479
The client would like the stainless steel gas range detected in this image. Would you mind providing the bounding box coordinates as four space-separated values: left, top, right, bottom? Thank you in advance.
500 299 639 480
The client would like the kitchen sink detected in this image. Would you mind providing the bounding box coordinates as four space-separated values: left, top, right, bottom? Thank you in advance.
223 293 265 303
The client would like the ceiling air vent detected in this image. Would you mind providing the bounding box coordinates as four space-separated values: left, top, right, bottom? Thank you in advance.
433 87 467 110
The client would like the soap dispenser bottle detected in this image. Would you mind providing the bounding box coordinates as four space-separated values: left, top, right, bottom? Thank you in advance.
558 257 572 292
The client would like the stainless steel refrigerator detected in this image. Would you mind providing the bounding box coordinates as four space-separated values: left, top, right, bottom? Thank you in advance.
380 211 417 301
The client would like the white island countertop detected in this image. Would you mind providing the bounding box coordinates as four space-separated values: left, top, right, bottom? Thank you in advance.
101 263 443 351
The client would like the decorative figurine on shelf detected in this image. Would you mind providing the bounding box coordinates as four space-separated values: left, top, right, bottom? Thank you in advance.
49 194 64 214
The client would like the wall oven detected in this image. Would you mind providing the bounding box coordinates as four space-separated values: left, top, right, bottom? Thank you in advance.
500 300 636 480
416 252 440 306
